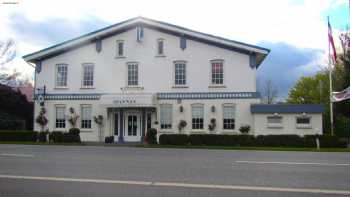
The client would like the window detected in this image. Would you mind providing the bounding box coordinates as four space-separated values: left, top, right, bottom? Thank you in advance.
267 116 283 128
117 40 124 56
157 39 164 55
55 106 66 128
296 116 311 128
82 63 94 87
56 64 67 87
192 104 204 130
223 105 235 130
160 105 172 129
174 61 186 85
81 105 92 129
211 60 223 85
127 63 138 86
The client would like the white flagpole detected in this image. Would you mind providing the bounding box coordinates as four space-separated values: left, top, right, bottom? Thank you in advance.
328 16 334 136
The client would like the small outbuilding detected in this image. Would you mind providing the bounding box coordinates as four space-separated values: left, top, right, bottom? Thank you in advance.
251 104 325 136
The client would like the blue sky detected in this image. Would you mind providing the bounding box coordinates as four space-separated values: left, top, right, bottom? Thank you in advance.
0 0 348 99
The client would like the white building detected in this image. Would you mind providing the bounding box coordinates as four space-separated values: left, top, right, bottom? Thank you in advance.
23 17 324 142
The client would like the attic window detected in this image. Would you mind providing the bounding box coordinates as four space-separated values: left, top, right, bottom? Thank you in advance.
157 39 164 56
116 40 124 57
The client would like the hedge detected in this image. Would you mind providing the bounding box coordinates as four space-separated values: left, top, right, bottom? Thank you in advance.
160 134 348 148
49 131 81 143
0 131 38 142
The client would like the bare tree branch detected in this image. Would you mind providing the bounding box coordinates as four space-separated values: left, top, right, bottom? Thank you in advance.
0 39 17 66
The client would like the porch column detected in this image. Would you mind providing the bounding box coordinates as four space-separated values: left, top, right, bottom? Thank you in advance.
119 109 124 143
141 108 146 142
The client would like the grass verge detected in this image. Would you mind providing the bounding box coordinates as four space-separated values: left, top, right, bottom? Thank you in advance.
0 141 84 146
136 144 350 152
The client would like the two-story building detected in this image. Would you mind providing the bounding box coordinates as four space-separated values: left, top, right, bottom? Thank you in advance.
23 17 324 142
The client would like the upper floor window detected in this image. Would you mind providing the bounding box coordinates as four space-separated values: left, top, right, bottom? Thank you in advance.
55 105 66 128
56 64 68 87
160 104 172 129
192 104 204 130
82 63 94 87
223 105 235 130
211 60 223 85
174 61 186 86
117 40 124 57
81 105 92 129
127 62 138 86
157 39 164 55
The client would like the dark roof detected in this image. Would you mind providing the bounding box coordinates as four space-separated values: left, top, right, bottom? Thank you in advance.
23 17 270 66
251 104 325 114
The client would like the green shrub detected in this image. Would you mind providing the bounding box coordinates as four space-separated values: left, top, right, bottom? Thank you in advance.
159 134 188 145
0 131 37 142
335 116 350 137
255 135 304 147
319 135 348 148
146 128 157 144
49 131 64 143
49 131 81 143
68 128 80 135
37 131 48 142
105 136 114 143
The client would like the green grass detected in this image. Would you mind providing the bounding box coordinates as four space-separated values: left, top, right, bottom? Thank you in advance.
136 144 350 152
0 141 84 146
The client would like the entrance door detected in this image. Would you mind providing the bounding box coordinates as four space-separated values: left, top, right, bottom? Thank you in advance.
124 113 141 142
114 112 119 141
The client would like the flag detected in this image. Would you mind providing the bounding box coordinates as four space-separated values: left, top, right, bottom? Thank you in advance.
328 19 337 63
332 86 350 102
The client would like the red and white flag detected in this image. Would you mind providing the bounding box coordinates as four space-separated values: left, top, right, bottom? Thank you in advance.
332 86 350 102
328 20 337 63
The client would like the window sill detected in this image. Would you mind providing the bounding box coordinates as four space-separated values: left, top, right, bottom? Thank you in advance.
172 85 189 89
190 130 206 133
296 125 312 129
80 129 93 132
115 56 126 59
122 86 144 90
80 87 95 90
159 130 175 134
267 124 283 129
208 85 226 88
54 87 69 90
155 55 166 58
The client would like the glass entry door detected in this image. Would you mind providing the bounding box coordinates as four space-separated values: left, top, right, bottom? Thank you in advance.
124 112 141 142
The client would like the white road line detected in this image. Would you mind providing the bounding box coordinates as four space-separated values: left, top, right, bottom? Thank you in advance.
235 160 350 166
0 174 349 195
0 153 35 158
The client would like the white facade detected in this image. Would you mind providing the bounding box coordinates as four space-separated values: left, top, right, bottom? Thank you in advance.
25 17 323 142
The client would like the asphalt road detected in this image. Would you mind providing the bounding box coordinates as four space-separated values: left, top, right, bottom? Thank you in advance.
0 144 350 197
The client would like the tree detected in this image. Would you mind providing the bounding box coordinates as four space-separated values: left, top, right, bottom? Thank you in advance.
259 79 278 104
0 39 16 66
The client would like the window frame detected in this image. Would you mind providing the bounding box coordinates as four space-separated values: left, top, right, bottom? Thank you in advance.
267 115 283 128
126 62 139 87
295 115 312 129
160 104 173 130
81 63 94 88
55 64 68 88
210 60 224 85
191 104 204 130
156 38 165 56
222 104 236 130
55 105 66 129
116 40 125 57
173 60 187 86
80 105 92 130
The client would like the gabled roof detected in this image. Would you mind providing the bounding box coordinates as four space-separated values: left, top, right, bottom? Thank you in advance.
250 104 325 114
23 16 270 66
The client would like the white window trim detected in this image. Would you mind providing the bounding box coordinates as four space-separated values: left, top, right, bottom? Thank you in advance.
209 59 225 87
156 38 165 57
54 104 66 130
116 40 125 58
173 60 188 88
159 104 173 131
267 115 283 128
55 63 68 88
81 63 94 89
295 115 312 129
80 104 92 131
222 103 236 130
126 62 140 88
191 103 205 131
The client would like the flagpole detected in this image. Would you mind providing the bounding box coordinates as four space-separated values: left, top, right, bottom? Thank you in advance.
328 16 334 136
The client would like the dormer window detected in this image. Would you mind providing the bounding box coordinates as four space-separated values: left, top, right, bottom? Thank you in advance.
116 40 124 57
157 39 164 56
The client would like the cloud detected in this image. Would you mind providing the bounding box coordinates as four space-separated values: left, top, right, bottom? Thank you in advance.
257 41 324 99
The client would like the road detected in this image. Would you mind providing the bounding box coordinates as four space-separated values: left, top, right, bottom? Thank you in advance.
0 144 350 197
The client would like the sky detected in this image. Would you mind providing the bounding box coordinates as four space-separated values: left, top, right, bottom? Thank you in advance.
0 0 349 99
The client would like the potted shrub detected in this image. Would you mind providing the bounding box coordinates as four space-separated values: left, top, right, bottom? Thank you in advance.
239 124 250 134
178 120 187 133
208 118 216 131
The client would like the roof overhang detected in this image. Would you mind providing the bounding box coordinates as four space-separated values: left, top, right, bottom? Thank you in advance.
23 17 270 67
251 104 325 114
